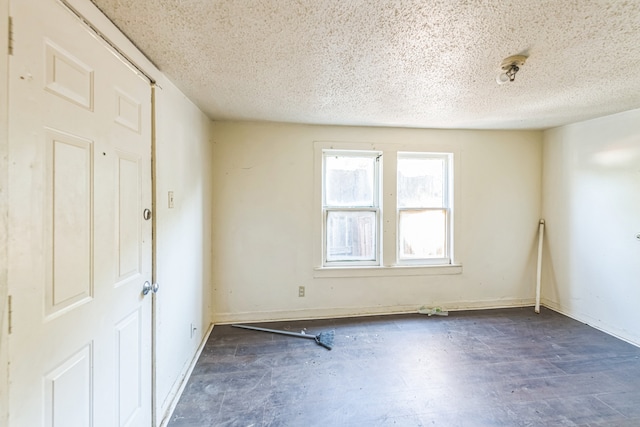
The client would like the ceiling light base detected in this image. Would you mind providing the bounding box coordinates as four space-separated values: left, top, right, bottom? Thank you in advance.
500 55 527 70
496 55 528 84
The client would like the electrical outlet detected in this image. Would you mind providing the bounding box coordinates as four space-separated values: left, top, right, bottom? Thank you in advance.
298 286 305 297
168 191 174 208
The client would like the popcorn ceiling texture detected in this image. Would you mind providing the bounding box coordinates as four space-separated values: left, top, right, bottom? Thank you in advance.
91 0 640 129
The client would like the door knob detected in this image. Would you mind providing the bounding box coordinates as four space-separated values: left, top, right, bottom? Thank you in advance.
142 281 153 296
142 281 159 296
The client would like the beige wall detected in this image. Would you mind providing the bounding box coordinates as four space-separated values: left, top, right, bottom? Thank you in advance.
542 108 640 346
211 122 543 323
154 77 213 419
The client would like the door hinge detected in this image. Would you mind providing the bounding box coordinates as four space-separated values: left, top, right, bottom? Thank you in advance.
7 295 12 335
8 16 13 55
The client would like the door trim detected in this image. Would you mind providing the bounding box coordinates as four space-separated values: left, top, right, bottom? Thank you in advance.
58 0 156 85
1 0 10 423
150 83 158 427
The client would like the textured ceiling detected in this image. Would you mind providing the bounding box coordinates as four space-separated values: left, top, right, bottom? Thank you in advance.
90 0 640 130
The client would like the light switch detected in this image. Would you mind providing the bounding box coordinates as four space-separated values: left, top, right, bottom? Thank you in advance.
168 191 174 208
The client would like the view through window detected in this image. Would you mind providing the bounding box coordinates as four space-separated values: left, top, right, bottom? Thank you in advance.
322 149 452 267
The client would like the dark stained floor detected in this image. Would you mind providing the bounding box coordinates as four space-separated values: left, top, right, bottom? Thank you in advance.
167 307 640 427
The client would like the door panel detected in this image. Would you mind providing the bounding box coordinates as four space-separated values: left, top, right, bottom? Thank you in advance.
44 40 94 110
44 344 93 427
8 0 152 426
45 129 93 317
117 153 142 283
115 309 143 426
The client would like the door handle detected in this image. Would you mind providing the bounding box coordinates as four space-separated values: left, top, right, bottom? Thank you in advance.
142 281 159 295
142 281 153 296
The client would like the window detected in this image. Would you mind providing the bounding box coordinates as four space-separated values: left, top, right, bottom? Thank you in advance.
322 150 381 266
397 153 452 265
318 143 457 272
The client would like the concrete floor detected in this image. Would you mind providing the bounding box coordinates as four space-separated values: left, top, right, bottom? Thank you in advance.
168 307 640 426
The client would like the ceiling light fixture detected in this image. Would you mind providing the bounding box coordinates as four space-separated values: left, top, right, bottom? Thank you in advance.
496 55 528 85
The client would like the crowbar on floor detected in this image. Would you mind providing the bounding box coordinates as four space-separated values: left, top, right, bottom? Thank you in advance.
232 324 335 350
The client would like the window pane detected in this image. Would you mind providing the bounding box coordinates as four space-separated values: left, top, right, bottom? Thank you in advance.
397 157 444 208
398 210 446 259
325 155 375 207
326 211 376 262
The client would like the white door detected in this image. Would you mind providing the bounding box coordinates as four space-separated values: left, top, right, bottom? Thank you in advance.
8 0 153 426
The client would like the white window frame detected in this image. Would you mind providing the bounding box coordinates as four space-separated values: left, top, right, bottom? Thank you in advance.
313 141 462 278
322 149 382 267
396 152 453 266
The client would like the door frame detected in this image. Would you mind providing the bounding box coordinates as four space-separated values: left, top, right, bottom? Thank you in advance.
1 0 10 423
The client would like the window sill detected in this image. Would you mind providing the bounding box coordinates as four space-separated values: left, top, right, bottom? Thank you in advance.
313 264 463 278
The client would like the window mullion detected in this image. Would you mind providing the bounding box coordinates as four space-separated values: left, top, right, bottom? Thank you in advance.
382 150 396 266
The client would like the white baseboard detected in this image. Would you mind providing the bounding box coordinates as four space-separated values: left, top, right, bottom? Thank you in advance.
213 298 536 324
542 298 640 348
158 323 215 427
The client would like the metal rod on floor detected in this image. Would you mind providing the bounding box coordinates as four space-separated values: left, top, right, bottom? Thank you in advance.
232 324 334 350
535 219 545 313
